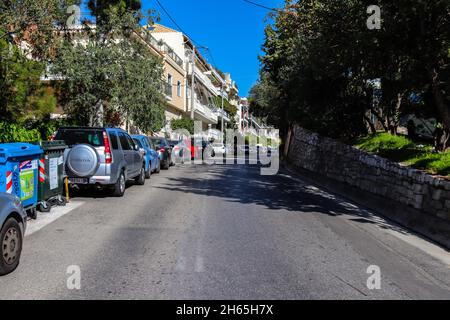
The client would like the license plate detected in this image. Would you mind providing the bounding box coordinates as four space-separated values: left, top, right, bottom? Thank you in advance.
70 177 88 184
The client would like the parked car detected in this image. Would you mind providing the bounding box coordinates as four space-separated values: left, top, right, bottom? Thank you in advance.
168 139 185 164
132 135 160 178
54 127 146 197
190 138 215 160
150 137 172 170
0 192 27 276
400 114 437 141
211 143 227 155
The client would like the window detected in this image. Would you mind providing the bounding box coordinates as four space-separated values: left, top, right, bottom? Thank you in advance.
126 134 136 150
109 131 119 150
165 74 173 98
118 132 132 150
55 129 104 147
177 81 182 97
133 138 143 148
141 138 149 148
146 137 154 149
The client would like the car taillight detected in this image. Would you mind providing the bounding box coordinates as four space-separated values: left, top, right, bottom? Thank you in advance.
103 131 112 164
159 148 165 153
50 131 57 141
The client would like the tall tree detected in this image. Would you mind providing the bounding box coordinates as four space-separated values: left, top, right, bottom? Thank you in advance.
255 0 450 147
52 9 165 131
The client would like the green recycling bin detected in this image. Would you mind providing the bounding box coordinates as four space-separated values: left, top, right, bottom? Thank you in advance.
34 140 68 212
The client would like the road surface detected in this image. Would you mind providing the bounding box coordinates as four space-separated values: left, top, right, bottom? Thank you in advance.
0 162 449 299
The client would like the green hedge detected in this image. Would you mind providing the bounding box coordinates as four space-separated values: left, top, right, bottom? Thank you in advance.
0 120 65 143
0 123 41 143
171 118 194 135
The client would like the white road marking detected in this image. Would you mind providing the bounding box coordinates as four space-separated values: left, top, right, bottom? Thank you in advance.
25 201 85 237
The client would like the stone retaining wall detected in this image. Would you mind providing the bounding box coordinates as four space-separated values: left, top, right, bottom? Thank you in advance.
288 126 450 223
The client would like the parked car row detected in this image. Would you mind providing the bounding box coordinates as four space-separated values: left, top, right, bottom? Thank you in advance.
0 126 185 276
53 127 181 197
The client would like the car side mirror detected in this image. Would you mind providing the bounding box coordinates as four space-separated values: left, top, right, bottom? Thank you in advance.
134 144 140 151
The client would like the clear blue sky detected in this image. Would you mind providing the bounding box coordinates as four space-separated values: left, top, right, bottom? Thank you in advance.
140 0 284 97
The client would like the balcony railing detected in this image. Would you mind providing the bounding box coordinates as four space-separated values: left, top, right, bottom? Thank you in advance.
194 100 218 123
213 108 230 121
143 31 184 68
191 66 221 96
161 43 183 67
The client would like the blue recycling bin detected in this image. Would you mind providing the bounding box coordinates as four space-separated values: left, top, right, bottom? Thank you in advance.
0 143 43 211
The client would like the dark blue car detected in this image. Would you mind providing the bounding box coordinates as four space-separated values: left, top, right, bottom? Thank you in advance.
132 135 160 178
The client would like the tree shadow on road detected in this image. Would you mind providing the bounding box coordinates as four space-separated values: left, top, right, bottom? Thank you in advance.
155 164 411 235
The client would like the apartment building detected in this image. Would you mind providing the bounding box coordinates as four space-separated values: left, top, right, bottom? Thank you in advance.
141 27 187 136
150 24 238 140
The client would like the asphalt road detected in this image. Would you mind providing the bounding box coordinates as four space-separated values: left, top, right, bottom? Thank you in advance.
0 161 449 299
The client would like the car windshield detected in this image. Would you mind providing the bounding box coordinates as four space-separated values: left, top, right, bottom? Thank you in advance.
151 138 167 147
168 140 181 146
55 129 104 147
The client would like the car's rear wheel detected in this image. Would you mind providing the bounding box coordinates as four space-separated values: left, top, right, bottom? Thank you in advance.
163 161 170 170
135 166 146 185
113 171 126 197
0 218 23 276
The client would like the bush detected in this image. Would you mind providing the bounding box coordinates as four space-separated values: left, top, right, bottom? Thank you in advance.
171 118 194 135
356 133 413 155
0 122 41 143
355 132 450 176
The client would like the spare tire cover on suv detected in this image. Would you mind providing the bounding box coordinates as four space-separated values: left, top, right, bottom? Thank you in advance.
66 144 100 177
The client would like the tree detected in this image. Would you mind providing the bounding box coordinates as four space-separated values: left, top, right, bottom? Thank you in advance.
255 0 450 147
87 0 142 26
0 38 56 123
0 0 79 59
51 10 165 131
0 0 76 124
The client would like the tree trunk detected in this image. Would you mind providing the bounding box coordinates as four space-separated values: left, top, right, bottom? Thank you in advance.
368 106 388 131
431 69 450 151
363 114 377 134
388 92 404 135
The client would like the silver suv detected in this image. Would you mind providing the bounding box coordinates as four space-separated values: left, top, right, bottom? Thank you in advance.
0 192 27 276
54 127 146 197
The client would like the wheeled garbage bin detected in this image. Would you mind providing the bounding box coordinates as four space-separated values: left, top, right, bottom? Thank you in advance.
34 141 68 212
0 143 43 219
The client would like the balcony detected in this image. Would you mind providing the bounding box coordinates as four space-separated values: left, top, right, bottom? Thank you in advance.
160 43 184 68
190 66 221 96
213 108 230 122
194 100 218 124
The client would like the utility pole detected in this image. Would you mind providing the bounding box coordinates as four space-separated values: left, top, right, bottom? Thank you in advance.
221 82 225 143
190 46 196 120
